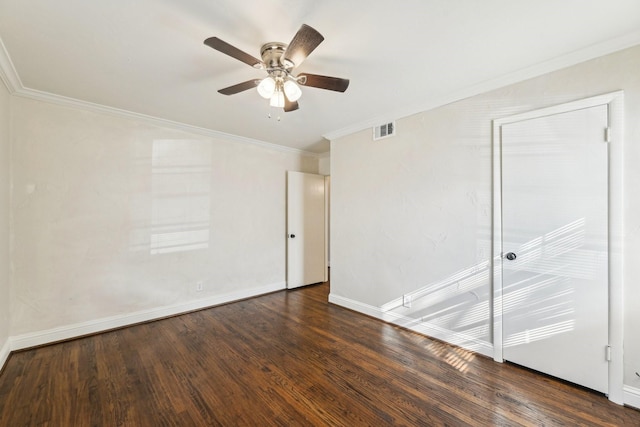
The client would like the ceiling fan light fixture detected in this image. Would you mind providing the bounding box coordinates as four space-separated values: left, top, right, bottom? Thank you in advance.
283 80 302 102
270 88 285 108
257 77 276 99
205 24 349 112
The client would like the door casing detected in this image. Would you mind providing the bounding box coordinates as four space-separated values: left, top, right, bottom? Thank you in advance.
492 91 624 403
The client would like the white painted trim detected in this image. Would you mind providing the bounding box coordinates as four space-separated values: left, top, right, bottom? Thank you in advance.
14 87 318 157
324 31 640 142
328 293 493 358
492 91 625 404
324 176 330 280
607 92 625 406
0 36 318 158
492 116 504 364
9 281 285 351
0 37 21 93
0 337 10 372
624 386 640 410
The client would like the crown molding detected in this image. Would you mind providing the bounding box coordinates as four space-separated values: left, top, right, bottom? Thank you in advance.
0 37 22 93
4 30 640 155
14 87 318 157
323 30 640 142
0 36 319 158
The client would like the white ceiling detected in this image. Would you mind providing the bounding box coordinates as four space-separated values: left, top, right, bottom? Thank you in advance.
1 0 640 153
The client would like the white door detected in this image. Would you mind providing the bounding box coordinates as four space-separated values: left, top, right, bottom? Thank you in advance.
501 104 609 393
287 171 326 289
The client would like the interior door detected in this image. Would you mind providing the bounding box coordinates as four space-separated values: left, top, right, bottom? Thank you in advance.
501 104 609 393
287 171 326 289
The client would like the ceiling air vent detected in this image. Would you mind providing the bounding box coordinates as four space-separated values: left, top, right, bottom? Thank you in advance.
373 121 396 140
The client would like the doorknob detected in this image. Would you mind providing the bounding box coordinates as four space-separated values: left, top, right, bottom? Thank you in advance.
505 252 517 260
289 234 296 238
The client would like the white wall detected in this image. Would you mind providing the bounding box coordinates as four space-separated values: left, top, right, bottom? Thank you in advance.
0 79 11 364
9 96 317 342
331 45 640 390
318 155 330 176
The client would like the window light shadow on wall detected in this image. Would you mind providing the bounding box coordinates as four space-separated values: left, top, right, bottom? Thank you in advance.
382 217 603 352
380 257 491 348
149 139 212 255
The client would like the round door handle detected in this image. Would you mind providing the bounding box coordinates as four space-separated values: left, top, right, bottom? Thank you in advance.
289 234 296 238
505 252 517 261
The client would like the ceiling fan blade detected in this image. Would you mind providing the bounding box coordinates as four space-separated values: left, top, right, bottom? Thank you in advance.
283 24 324 68
204 37 264 68
297 73 349 92
284 94 299 112
218 79 261 95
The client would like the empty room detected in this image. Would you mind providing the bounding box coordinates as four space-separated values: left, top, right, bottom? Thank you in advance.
1 1 640 425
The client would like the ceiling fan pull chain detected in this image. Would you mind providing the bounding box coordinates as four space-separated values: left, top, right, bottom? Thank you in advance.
266 111 281 122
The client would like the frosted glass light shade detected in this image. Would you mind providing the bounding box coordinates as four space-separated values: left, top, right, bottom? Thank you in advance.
283 80 302 102
257 77 276 99
270 90 285 108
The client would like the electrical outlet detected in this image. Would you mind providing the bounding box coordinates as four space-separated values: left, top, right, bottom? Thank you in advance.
402 294 411 308
196 281 204 292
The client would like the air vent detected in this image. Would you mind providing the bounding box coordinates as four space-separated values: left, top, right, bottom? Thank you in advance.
373 122 396 140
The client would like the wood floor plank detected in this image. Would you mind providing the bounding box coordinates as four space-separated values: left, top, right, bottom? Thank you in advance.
1 281 639 426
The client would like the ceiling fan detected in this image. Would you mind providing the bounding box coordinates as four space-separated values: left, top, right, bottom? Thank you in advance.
204 24 349 112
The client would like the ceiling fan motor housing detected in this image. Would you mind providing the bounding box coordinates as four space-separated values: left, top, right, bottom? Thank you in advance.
260 42 291 74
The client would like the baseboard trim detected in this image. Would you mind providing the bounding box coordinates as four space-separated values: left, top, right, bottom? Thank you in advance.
5 287 640 405
10 281 285 351
328 293 493 358
624 385 640 410
0 337 10 373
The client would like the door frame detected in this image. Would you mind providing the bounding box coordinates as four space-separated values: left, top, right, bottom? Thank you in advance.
492 91 624 403
286 171 327 289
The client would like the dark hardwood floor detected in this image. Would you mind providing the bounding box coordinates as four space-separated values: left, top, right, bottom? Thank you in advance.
1 282 639 426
